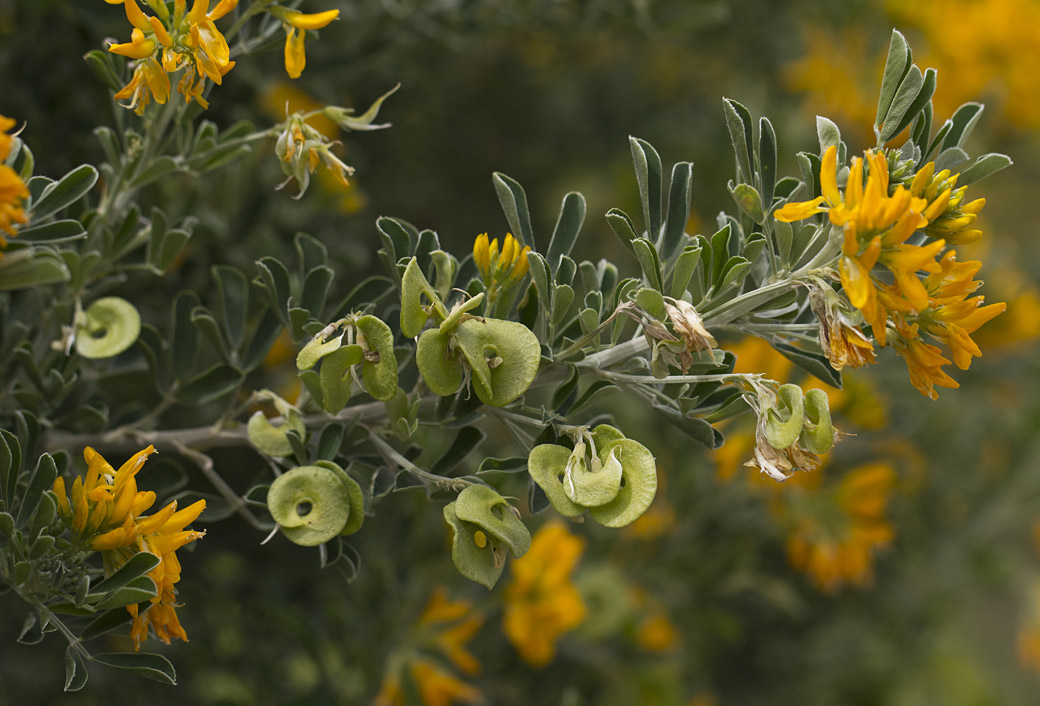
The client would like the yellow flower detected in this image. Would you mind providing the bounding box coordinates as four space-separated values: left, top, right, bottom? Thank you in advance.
0 116 29 254
910 162 985 245
503 522 586 667
52 446 206 649
273 8 340 79
373 588 485 706
108 0 237 111
636 612 680 653
473 232 530 284
416 588 484 676
784 462 897 592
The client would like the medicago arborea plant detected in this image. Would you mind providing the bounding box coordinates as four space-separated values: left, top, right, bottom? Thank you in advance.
0 12 1013 697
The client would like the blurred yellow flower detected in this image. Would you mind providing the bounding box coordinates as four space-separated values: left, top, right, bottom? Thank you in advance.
784 462 896 592
52 446 207 649
373 588 484 706
0 115 28 254
503 522 586 667
636 612 680 653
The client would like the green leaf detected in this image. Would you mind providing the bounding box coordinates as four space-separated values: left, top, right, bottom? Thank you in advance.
241 311 283 372
816 116 841 156
477 456 528 474
759 117 777 208
89 551 160 596
129 156 178 188
177 364 245 405
885 67 937 142
629 136 663 240
546 192 586 274
30 164 98 220
0 250 71 291
492 172 535 249
879 65 924 143
81 607 133 641
301 266 334 317
147 228 191 273
661 162 693 261
605 208 639 257
92 576 157 610
0 430 15 504
316 422 345 461
92 652 177 685
64 645 89 692
431 426 486 476
730 183 764 225
723 98 754 184
256 257 292 326
17 219 87 243
632 239 663 291
942 102 985 151
190 306 231 364
875 29 912 129
16 453 57 527
651 401 723 448
170 291 200 379
774 342 842 389
213 265 249 349
957 153 1012 185
670 244 702 300
83 49 123 92
569 380 617 415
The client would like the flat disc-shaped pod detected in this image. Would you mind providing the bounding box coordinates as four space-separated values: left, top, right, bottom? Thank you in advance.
589 439 658 528
313 460 366 535
799 388 835 454
764 384 805 450
564 445 623 507
416 328 464 396
296 333 343 371
75 296 141 359
355 315 398 401
319 344 364 413
454 318 540 407
267 465 352 546
527 444 585 517
443 501 504 590
247 410 306 458
453 484 531 558
400 258 445 338
590 424 626 452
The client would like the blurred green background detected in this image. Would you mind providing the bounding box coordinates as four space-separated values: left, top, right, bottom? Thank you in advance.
3 0 1040 704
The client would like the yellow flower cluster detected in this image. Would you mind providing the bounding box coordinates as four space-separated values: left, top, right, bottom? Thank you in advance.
783 462 897 592
777 145 1005 398
0 115 29 255
373 588 484 706
52 445 206 649
473 232 531 286
503 521 586 667
105 0 338 114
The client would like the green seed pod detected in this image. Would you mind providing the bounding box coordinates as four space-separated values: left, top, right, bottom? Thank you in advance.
799 388 835 454
764 384 805 450
588 438 658 528
296 333 343 371
313 460 366 536
355 315 398 401
319 344 364 413
267 465 352 547
563 442 623 508
454 318 540 407
75 297 141 359
443 502 503 590
590 424 626 451
416 328 464 396
453 484 531 559
437 293 484 334
247 409 306 458
400 258 446 338
527 444 585 517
